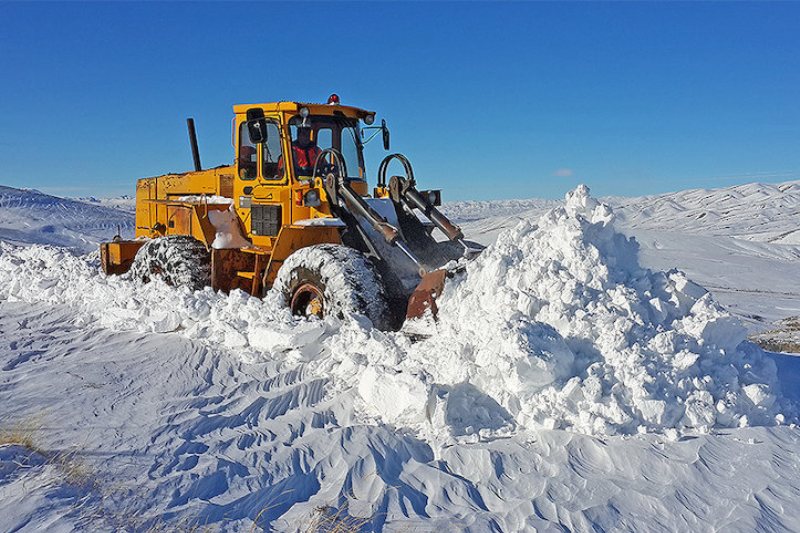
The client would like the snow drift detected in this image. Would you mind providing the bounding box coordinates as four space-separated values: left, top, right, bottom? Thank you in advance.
0 186 792 441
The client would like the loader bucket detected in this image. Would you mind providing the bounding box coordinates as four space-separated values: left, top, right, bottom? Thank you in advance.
406 269 449 321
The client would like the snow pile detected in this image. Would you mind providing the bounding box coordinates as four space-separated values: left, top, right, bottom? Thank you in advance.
174 195 233 204
377 185 788 437
208 206 251 249
0 185 793 440
0 243 300 344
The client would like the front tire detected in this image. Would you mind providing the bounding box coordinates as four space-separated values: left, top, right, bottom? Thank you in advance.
272 244 390 330
129 236 211 291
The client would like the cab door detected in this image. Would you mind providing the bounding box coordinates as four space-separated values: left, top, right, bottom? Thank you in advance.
234 116 290 249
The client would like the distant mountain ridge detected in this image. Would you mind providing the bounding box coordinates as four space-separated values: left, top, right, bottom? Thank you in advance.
72 195 136 212
0 185 134 253
613 180 800 244
442 179 800 245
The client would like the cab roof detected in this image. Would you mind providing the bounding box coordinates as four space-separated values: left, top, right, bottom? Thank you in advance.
232 101 373 119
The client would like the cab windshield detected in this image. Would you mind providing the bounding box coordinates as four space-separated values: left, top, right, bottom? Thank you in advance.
288 115 364 180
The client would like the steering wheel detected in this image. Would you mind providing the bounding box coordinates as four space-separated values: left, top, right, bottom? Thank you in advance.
315 160 338 177
312 148 348 180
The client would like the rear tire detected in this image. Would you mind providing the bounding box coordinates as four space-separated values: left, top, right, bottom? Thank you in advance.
272 244 391 330
129 236 211 291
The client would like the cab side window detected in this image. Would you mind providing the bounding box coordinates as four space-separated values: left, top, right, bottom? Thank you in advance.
238 123 257 180
261 121 283 180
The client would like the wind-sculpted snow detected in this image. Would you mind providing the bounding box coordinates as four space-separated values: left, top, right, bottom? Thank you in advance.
0 186 792 442
2 302 798 531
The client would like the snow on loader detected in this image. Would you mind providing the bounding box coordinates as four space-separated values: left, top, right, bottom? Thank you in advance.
100 95 481 329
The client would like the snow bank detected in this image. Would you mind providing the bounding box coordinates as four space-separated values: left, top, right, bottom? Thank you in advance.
0 185 793 440
0 243 293 340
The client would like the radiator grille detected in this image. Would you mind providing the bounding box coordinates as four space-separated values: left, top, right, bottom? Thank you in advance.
250 204 282 236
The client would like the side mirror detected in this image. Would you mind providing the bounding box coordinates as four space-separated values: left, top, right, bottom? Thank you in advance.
246 108 267 144
382 119 390 151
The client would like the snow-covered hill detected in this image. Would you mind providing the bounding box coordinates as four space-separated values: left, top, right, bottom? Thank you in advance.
0 186 134 253
72 195 137 213
618 183 800 334
1 181 799 531
613 180 800 244
448 180 800 245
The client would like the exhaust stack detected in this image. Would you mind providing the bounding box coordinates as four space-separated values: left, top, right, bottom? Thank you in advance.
186 118 202 171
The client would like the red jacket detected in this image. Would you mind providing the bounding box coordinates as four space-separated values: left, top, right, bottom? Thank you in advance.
291 143 322 176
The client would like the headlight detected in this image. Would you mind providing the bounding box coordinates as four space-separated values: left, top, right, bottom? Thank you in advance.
364 113 375 125
304 189 321 207
423 189 441 206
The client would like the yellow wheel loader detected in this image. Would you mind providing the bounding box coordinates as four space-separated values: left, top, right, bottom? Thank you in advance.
100 95 481 329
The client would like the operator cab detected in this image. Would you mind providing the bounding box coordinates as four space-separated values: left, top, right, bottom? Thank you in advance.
287 113 363 181
232 95 387 185
230 95 390 248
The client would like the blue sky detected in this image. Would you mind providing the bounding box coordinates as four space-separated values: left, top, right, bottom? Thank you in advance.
1 2 798 200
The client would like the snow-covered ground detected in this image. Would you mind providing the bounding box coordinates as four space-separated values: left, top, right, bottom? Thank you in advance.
1 181 799 531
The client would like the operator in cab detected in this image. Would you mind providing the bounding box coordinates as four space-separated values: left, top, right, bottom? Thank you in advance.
292 126 323 176
238 145 257 179
278 124 323 178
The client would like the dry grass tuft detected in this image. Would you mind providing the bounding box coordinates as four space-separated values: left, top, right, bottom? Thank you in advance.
1 417 217 531
2 420 383 532
142 515 216 532
0 417 41 450
50 447 94 488
249 488 376 533
303 504 372 533
0 415 95 488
